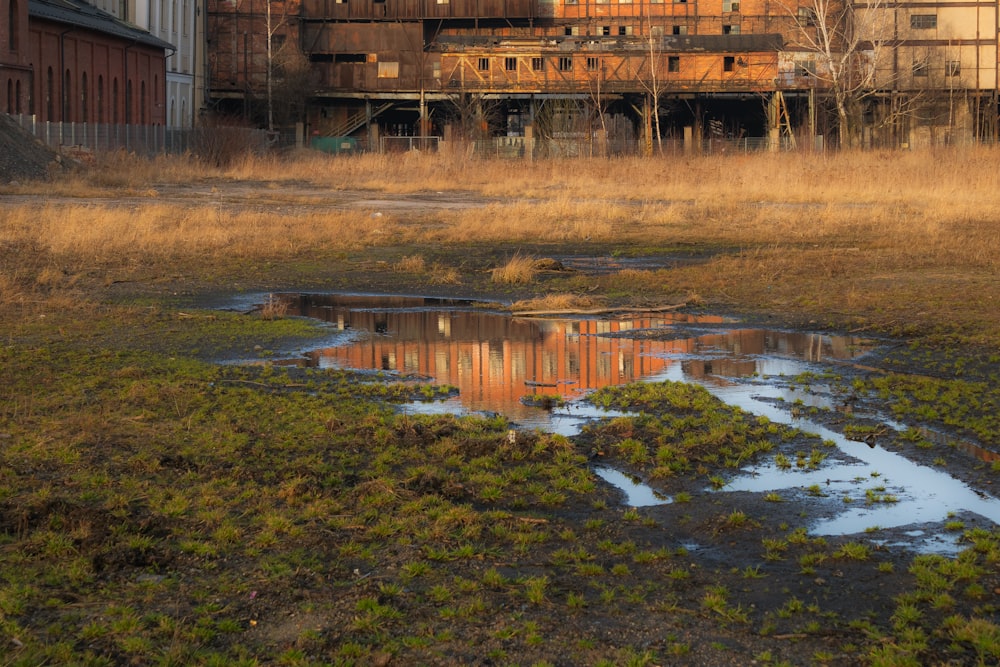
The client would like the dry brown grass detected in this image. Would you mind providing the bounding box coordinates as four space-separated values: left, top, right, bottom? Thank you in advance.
392 255 427 273
3 147 1000 341
510 293 604 313
491 253 539 285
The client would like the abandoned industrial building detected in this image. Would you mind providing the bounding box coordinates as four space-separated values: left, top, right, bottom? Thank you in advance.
2 0 998 149
206 0 1000 151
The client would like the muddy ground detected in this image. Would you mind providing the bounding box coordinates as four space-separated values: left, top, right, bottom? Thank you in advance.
4 185 1000 666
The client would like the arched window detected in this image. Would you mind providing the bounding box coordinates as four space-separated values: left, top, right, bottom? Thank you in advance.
46 67 54 120
15 79 21 113
63 69 71 121
6 79 12 114
112 78 119 124
140 80 146 124
97 75 104 123
80 72 88 122
169 97 175 126
125 79 132 123
182 0 189 35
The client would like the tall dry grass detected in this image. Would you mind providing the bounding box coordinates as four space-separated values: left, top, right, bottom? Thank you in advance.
3 146 1000 339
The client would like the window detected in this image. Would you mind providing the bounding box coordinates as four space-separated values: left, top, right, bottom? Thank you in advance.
587 56 600 71
531 57 544 71
334 53 366 63
80 72 87 123
672 25 688 35
602 26 610 36
46 67 53 120
910 14 937 29
63 69 71 121
619 26 628 35
437 0 449 3
378 61 399 78
97 75 104 123
505 57 517 71
912 59 928 77
798 7 816 26
723 24 740 34
946 60 961 77
668 56 680 72
478 57 490 71
796 60 815 77
558 56 573 72
723 56 735 72
723 0 739 11
651 26 664 37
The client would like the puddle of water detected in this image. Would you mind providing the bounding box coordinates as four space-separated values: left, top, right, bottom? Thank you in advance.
593 467 672 507
247 292 999 550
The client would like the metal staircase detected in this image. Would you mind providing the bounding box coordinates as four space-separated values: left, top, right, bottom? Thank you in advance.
326 102 394 137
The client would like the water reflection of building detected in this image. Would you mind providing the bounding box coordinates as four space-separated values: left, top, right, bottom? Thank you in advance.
286 295 874 419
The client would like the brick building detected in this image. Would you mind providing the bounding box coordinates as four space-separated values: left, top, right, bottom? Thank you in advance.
1 0 171 124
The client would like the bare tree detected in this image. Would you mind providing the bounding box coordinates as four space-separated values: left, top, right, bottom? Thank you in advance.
446 92 502 143
787 0 892 147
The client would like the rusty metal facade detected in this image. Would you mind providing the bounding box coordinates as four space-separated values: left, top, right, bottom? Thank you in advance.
205 0 1000 146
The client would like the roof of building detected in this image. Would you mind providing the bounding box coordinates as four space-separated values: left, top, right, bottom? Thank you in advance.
28 0 174 51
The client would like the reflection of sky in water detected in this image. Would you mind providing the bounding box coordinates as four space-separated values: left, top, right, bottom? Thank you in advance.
593 467 672 507
254 293 999 550
650 353 1000 552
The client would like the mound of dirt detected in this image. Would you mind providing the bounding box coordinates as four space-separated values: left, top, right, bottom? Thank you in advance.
0 114 64 183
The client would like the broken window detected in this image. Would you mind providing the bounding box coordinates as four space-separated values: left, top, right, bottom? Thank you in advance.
723 0 739 11
478 58 490 71
505 57 517 72
559 56 573 72
723 56 735 72
532 57 544 71
723 24 740 34
672 25 688 35
377 61 399 78
796 60 815 77
619 26 628 36
587 57 600 71
668 56 680 73
910 14 937 29
912 59 928 77
602 26 611 36
798 7 816 26
946 60 961 77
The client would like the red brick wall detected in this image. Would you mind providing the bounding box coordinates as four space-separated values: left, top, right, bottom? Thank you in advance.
28 17 167 124
0 0 31 113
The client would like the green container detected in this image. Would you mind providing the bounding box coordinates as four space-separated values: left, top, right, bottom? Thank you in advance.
310 136 358 154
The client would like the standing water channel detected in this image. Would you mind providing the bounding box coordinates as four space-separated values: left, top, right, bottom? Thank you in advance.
261 293 1000 553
